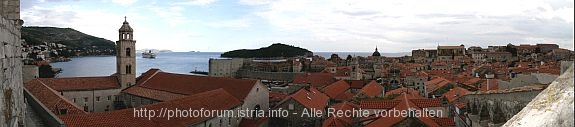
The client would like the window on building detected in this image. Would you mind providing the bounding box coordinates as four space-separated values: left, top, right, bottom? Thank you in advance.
72 98 76 103
96 96 100 102
126 64 132 74
83 105 89 112
59 109 68 115
126 48 131 57
107 96 111 101
84 97 88 102
288 104 294 110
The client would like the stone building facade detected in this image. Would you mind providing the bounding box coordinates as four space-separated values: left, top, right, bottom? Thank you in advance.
209 58 245 77
0 0 25 126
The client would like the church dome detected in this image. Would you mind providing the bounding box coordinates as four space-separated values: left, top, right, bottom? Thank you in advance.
119 17 133 32
372 47 381 57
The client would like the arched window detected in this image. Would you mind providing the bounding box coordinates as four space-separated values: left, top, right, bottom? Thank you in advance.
126 48 131 57
126 64 132 74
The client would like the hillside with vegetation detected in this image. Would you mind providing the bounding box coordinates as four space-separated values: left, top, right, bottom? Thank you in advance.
21 26 116 57
221 43 313 58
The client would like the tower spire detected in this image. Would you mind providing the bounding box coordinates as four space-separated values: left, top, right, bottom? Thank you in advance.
124 16 127 22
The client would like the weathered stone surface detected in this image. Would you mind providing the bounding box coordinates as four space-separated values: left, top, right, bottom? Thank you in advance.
0 1 24 126
503 64 574 127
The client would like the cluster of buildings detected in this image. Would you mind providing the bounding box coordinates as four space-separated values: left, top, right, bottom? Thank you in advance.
23 18 270 127
207 38 573 126
2 0 573 126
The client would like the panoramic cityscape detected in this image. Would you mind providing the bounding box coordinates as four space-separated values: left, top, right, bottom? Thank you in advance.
1 0 574 127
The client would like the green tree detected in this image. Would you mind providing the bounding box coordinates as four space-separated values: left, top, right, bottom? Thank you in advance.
39 64 56 78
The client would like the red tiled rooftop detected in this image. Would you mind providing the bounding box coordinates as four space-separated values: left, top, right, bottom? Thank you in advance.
425 77 454 93
289 88 330 110
385 87 423 99
431 117 456 127
323 102 359 127
409 98 443 108
269 92 289 102
60 88 241 127
323 80 351 99
334 91 355 101
136 70 257 101
479 79 499 91
293 73 335 88
348 80 365 89
442 87 471 102
24 79 87 116
122 86 187 102
360 81 383 98
365 94 441 127
360 100 401 109
36 76 120 91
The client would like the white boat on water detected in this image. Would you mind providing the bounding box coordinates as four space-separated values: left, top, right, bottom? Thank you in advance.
142 50 156 58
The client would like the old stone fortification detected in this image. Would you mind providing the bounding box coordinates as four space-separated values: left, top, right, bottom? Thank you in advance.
0 0 25 126
503 64 574 127
237 70 303 81
498 73 558 90
462 88 545 127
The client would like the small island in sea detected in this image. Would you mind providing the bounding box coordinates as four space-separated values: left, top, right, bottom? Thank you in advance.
220 43 313 58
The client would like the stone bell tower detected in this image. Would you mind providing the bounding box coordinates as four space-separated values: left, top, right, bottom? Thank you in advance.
116 16 136 89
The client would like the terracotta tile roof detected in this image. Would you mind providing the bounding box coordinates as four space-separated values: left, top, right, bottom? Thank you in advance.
409 98 443 108
286 88 330 110
360 100 401 109
323 102 359 127
122 86 187 101
323 80 350 99
348 80 365 89
322 117 348 127
35 76 120 91
385 87 423 99
463 77 482 86
425 77 454 94
455 102 467 109
334 91 355 101
269 92 289 102
442 87 471 102
479 79 499 91
24 79 87 116
360 81 383 98
431 117 456 126
293 73 335 88
365 94 441 127
239 117 269 127
136 68 161 85
135 70 257 101
60 88 241 127
334 67 352 77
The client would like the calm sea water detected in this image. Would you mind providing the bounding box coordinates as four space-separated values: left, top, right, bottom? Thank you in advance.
52 52 409 77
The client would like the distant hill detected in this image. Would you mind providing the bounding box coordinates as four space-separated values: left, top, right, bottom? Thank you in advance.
221 43 313 58
21 27 116 55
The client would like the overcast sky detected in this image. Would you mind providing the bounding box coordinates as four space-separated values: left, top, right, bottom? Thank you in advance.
21 0 574 52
